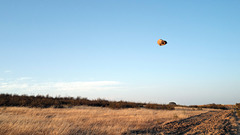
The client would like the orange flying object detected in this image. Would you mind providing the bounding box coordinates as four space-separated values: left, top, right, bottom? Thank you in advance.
157 39 167 46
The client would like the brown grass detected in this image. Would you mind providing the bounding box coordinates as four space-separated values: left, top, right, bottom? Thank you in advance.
0 106 208 135
237 110 240 117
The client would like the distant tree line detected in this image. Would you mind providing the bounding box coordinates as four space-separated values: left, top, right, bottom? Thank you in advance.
236 103 240 110
0 93 175 110
189 103 228 110
236 103 240 117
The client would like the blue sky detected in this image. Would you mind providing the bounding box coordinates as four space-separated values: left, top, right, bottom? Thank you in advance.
0 0 239 105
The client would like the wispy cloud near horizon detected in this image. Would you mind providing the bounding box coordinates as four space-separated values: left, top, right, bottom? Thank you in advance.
3 70 12 73
17 77 32 81
0 79 122 96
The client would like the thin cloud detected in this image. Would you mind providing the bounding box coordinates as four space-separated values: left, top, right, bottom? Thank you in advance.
17 77 32 81
54 81 121 91
0 81 121 93
4 70 12 73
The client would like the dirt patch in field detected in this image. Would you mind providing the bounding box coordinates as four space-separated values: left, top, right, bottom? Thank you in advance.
124 110 238 135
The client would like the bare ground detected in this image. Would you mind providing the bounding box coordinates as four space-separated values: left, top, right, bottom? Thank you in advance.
124 110 239 135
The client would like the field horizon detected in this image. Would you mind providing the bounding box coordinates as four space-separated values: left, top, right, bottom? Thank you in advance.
0 93 235 110
1 93 239 134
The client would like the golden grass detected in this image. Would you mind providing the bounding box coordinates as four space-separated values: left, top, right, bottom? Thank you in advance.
0 106 208 135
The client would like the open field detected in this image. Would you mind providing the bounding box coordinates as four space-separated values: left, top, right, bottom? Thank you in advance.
0 106 239 135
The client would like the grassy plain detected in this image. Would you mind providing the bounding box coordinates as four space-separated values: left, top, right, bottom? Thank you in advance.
0 106 210 135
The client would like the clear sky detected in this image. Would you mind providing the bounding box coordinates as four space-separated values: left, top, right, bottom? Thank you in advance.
0 0 239 105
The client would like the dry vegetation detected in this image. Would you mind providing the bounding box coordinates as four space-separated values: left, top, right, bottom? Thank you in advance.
125 110 238 135
0 94 174 110
189 103 228 110
0 94 239 134
235 103 240 119
0 106 207 135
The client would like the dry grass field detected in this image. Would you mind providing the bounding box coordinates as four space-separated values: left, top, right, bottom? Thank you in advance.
0 106 209 135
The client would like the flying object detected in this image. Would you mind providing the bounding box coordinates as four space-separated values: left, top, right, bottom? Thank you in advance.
157 39 167 46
